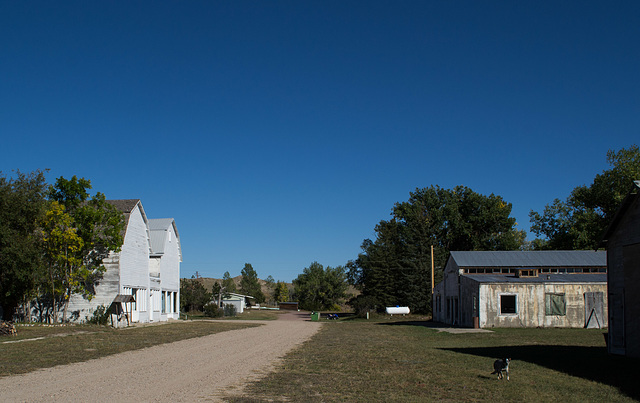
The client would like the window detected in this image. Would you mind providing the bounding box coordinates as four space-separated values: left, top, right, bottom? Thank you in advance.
131 288 138 311
500 294 517 314
473 295 478 316
545 293 566 316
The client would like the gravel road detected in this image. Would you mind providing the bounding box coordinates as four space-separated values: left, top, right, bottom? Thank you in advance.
0 311 320 402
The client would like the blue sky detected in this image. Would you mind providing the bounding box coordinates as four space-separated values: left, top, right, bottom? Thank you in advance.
1 2 638 282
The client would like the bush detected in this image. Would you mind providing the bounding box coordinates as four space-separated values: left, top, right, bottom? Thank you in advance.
86 305 110 325
203 303 223 318
348 295 379 318
223 303 237 317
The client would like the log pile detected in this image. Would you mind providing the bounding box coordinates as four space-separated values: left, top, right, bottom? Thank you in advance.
0 320 17 336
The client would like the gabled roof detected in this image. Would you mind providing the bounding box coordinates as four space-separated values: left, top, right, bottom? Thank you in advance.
148 218 182 261
449 250 606 268
106 199 141 214
600 180 640 247
106 199 151 253
222 293 255 300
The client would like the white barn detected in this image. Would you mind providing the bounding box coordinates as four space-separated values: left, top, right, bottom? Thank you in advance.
149 218 182 321
66 199 182 324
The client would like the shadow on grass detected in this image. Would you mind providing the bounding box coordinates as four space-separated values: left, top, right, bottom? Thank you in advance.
441 344 640 401
377 319 449 328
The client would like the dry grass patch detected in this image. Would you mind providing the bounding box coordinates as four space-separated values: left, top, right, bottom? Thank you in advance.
230 318 639 402
185 308 281 321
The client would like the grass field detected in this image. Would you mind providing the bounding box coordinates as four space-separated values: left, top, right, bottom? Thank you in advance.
3 316 638 402
0 321 258 377
185 308 281 321
231 316 640 402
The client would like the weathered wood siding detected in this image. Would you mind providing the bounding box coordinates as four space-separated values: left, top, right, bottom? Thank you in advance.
66 252 120 322
606 190 640 357
477 282 607 328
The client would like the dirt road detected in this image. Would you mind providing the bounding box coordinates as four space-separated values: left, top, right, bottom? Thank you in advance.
0 311 320 402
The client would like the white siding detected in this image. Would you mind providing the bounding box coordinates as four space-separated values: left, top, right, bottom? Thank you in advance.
120 205 151 288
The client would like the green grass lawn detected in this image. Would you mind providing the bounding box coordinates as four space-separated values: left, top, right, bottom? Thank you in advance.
231 317 640 402
0 321 258 377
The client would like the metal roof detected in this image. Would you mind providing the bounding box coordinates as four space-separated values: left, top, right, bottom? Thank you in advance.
464 273 607 284
450 250 606 268
148 218 174 231
148 218 182 260
148 218 174 254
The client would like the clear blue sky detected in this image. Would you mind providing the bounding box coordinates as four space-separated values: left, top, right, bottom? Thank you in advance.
2 2 638 282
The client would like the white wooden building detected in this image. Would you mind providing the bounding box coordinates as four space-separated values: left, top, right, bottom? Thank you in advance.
149 218 182 321
216 293 255 314
66 200 182 325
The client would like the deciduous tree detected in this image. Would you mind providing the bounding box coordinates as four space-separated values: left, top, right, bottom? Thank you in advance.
348 185 525 314
530 145 640 249
46 176 125 321
293 262 347 311
0 170 48 320
274 281 289 303
38 201 84 322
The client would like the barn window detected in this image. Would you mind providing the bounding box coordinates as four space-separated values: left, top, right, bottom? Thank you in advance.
545 293 566 316
500 294 517 314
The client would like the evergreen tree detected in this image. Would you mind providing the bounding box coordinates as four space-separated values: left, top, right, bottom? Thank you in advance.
222 271 237 293
240 263 265 304
180 278 211 312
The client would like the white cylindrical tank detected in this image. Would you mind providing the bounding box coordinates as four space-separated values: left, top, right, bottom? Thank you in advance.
386 306 410 315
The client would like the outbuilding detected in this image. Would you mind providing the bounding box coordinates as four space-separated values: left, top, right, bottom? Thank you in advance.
217 293 255 314
433 251 607 328
600 180 640 357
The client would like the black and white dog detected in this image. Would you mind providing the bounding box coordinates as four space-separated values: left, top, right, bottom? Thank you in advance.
491 358 510 380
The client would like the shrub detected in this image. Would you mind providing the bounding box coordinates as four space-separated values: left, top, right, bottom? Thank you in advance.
348 295 379 318
223 304 237 317
203 303 224 318
86 305 110 325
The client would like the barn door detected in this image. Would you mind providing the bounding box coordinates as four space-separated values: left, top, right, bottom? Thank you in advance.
584 292 604 329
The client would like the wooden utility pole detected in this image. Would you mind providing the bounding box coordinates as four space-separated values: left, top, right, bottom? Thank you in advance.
431 245 435 292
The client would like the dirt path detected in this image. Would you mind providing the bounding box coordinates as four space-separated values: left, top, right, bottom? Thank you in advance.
0 312 320 402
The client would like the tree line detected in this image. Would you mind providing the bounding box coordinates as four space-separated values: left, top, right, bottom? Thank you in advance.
191 145 638 316
0 171 125 322
344 145 639 316
180 263 293 313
